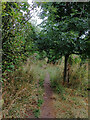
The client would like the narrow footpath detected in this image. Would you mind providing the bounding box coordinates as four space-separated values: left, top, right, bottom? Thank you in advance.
39 72 56 118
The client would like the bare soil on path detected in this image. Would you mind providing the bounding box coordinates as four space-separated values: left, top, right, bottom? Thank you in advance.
39 72 56 118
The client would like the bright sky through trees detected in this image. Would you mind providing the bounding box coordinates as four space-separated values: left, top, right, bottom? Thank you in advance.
28 0 42 25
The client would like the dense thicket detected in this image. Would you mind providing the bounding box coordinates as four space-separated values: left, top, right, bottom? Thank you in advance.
2 2 36 73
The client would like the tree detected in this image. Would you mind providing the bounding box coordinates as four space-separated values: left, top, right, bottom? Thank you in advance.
36 2 89 83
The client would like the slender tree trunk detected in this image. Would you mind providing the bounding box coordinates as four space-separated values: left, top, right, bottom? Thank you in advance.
67 64 70 83
63 54 69 84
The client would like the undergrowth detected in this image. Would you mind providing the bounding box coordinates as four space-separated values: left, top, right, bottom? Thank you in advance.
46 57 88 118
46 56 88 98
2 59 46 118
2 56 88 118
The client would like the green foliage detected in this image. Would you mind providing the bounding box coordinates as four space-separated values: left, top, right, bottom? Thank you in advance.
36 2 89 83
37 99 43 107
36 2 89 63
2 2 89 118
33 109 40 118
55 84 65 95
2 2 37 74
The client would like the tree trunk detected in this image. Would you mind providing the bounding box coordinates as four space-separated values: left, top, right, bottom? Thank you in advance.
63 54 69 84
67 63 70 83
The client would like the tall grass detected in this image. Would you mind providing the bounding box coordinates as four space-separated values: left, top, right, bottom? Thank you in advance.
2 58 46 118
68 59 88 97
46 63 64 94
31 60 47 88
46 56 88 97
69 61 88 90
2 56 88 117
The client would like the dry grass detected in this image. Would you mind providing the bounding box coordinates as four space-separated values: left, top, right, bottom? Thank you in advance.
53 88 88 118
47 56 88 92
44 56 88 118
2 59 45 118
46 62 64 84
69 62 88 90
2 56 88 118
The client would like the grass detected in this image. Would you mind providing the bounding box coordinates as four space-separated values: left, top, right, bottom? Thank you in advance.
69 62 88 89
53 88 88 118
45 62 66 100
2 56 88 118
46 56 88 97
44 56 88 118
46 64 63 85
31 60 47 88
2 59 46 118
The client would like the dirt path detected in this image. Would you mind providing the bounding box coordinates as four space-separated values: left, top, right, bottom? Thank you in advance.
39 72 56 118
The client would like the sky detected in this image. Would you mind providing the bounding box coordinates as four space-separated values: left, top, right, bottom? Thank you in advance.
28 0 33 4
28 0 42 25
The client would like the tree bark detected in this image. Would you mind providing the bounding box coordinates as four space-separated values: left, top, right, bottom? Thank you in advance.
63 54 69 84
67 63 70 83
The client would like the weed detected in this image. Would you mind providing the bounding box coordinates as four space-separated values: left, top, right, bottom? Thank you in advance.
33 109 40 118
37 99 43 107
